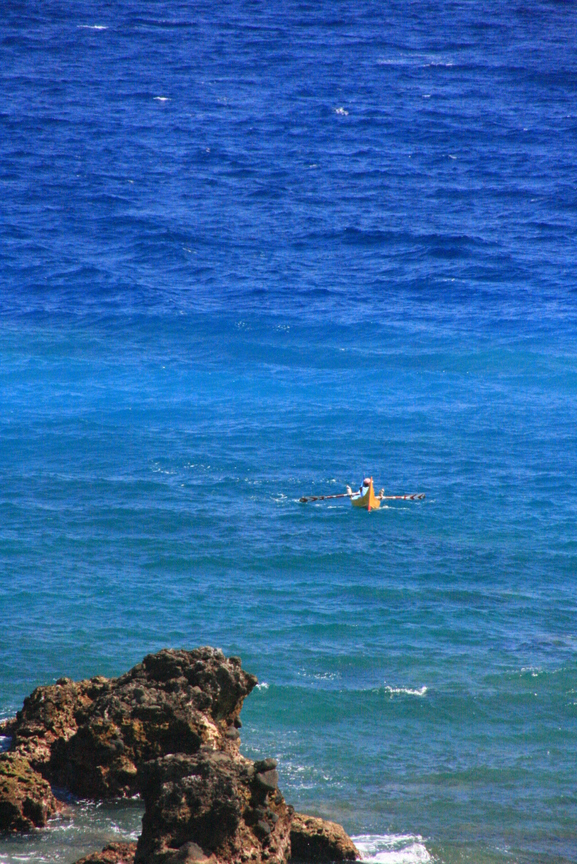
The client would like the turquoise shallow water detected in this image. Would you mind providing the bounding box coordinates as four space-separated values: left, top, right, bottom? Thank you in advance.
1 1 577 862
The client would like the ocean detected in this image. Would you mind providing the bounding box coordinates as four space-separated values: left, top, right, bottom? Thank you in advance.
1 1 576 862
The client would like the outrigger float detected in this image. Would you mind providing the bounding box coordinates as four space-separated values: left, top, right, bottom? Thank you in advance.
299 477 425 512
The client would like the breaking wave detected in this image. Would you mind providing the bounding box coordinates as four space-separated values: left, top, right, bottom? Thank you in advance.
383 686 428 697
354 834 431 864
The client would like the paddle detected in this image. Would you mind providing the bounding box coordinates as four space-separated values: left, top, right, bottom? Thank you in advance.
299 492 425 503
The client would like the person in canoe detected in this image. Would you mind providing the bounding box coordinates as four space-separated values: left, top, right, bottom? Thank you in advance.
346 477 385 509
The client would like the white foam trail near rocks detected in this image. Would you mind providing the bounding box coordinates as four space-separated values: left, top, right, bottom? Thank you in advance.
353 834 431 864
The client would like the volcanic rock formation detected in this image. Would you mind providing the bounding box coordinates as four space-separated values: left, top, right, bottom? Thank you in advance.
135 751 293 864
74 842 138 864
0 648 359 864
0 752 58 832
290 814 359 863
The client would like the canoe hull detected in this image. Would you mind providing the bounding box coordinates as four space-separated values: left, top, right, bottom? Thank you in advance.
351 479 380 511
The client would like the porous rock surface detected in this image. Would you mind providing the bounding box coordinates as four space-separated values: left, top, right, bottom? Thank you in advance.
290 814 359 862
2 648 256 803
1 676 106 772
0 647 359 864
73 842 138 864
135 751 292 864
0 752 59 832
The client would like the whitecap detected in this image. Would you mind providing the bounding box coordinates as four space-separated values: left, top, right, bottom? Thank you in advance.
334 107 349 116
77 24 108 29
354 833 431 864
521 666 543 676
255 682 269 690
377 58 419 66
384 685 427 697
297 670 340 681
377 55 451 69
154 97 170 102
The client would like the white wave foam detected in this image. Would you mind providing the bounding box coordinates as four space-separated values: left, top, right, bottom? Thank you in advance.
297 670 341 681
377 58 419 66
354 833 431 864
255 682 269 690
154 96 170 102
377 55 452 70
384 685 427 697
77 24 108 29
334 107 349 115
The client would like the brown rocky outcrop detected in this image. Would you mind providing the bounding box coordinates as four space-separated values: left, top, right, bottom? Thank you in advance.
73 842 138 864
1 647 359 864
0 753 59 832
290 814 359 862
76 815 360 864
135 751 292 864
1 676 106 771
3 648 256 803
51 648 255 799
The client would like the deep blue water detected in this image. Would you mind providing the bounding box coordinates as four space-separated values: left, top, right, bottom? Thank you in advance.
1 2 577 863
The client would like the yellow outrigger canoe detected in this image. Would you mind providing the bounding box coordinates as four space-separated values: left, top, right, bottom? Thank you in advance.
351 477 381 511
298 481 423 508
